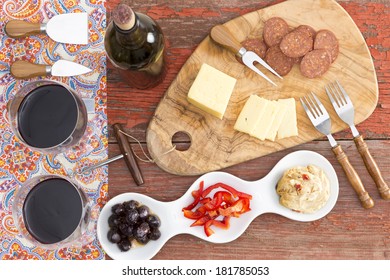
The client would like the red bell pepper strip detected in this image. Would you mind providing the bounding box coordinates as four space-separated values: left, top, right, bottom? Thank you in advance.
183 209 205 220
218 198 251 217
190 210 218 227
204 216 231 237
182 181 204 211
201 182 252 200
199 197 212 204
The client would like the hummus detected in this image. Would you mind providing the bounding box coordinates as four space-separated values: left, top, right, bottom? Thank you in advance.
276 165 330 213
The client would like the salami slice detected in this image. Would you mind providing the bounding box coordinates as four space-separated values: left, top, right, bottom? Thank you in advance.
242 38 268 59
263 17 289 47
295 25 316 39
314 30 339 62
300 49 331 78
280 30 314 58
265 46 295 76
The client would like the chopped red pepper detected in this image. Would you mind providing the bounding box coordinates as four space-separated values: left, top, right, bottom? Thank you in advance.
294 183 302 192
201 182 252 200
302 174 310 180
183 209 204 220
204 216 231 237
182 181 252 237
199 197 212 204
182 181 204 211
218 198 251 217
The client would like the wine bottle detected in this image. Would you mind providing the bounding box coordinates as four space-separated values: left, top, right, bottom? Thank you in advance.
105 4 167 89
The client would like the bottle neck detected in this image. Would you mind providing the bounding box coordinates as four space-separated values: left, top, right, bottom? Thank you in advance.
114 13 146 49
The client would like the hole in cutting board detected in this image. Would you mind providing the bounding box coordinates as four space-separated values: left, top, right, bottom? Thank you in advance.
171 131 191 151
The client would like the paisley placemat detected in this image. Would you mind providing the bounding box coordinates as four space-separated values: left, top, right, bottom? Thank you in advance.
0 0 107 260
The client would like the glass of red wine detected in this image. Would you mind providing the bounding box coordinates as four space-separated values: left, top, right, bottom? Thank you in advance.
8 80 88 154
12 174 97 250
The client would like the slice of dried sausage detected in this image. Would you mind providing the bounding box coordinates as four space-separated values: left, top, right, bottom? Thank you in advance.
242 38 268 59
314 30 339 62
265 46 295 76
295 25 316 39
280 29 314 58
263 17 290 47
300 49 331 78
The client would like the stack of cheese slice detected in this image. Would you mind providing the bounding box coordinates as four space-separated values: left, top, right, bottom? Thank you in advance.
234 95 298 141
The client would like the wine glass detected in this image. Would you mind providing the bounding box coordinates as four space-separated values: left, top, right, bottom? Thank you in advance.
7 80 88 154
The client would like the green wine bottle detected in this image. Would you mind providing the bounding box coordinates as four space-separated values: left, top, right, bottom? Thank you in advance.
105 4 167 89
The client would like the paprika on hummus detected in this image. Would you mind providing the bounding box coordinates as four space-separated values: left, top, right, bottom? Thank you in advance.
276 165 330 213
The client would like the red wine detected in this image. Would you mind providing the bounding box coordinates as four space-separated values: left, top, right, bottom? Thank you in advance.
22 178 83 244
17 84 78 149
105 4 167 89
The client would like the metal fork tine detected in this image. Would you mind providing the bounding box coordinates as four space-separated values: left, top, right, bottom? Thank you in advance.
335 80 353 105
306 95 320 118
325 85 338 108
305 93 319 117
300 97 316 124
330 82 345 106
310 92 328 117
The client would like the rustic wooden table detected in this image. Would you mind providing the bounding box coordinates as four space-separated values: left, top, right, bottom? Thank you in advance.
106 0 390 259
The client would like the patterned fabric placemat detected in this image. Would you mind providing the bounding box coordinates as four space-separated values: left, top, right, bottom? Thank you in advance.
0 0 107 260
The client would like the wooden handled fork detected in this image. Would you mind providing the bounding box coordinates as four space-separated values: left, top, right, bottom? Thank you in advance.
325 81 390 200
300 92 374 209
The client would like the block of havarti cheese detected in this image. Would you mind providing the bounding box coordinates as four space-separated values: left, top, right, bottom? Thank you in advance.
187 63 237 119
235 95 298 141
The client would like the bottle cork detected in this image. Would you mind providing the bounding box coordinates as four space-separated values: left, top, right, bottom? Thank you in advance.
112 4 136 31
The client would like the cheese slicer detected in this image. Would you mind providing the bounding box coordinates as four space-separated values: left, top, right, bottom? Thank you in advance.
5 13 88 45
210 24 282 86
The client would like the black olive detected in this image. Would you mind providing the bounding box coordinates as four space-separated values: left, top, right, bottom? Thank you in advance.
108 214 120 227
107 229 121 244
118 223 128 234
118 239 131 252
134 222 150 239
126 209 139 225
121 224 134 237
149 228 161 240
146 215 161 228
124 200 139 211
137 205 150 220
113 203 126 216
111 203 120 214
136 234 150 244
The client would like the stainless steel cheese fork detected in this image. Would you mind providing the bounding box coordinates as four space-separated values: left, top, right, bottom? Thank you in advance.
325 81 390 200
300 92 374 209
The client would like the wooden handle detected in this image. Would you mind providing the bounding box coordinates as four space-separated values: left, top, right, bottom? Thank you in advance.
113 123 144 186
332 145 374 209
10 61 48 79
354 135 390 200
5 20 42 38
210 24 242 54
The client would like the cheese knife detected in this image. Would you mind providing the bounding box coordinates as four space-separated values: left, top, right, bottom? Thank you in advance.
10 60 92 79
210 24 282 86
5 13 88 45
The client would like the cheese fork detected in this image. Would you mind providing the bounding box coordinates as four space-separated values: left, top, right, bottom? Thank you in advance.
300 92 374 209
325 81 390 200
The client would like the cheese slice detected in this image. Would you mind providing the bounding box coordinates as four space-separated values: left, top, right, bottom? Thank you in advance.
187 63 237 119
250 100 278 141
265 101 288 141
234 95 268 134
277 98 298 139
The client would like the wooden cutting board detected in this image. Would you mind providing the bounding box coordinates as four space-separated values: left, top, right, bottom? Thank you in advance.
146 0 378 175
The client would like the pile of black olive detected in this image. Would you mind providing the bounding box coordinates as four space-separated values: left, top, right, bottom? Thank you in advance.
107 200 161 252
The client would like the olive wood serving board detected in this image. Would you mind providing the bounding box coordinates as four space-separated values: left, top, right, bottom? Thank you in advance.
146 0 378 175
